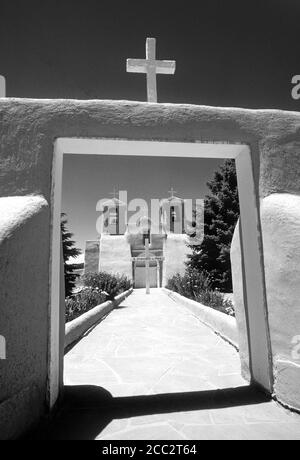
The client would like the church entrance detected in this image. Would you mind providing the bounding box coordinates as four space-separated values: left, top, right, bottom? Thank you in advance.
134 266 157 288
132 256 164 288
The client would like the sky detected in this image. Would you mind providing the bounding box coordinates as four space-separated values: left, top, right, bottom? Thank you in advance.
1 0 299 259
0 0 300 109
62 155 223 261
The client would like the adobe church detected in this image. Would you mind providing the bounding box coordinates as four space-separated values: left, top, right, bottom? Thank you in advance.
84 191 201 287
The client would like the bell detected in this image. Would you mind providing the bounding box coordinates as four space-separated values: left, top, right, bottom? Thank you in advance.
109 211 118 225
171 208 177 221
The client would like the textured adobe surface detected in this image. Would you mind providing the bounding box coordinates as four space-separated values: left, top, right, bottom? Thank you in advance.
1 99 300 200
99 235 132 280
232 194 300 410
0 98 300 436
261 194 300 409
162 234 192 286
231 221 251 381
0 195 49 438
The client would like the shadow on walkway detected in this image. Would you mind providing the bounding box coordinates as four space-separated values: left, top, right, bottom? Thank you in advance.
28 384 270 440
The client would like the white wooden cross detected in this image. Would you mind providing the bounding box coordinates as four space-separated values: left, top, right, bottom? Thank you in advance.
109 187 118 200
168 187 178 198
0 76 6 98
145 238 151 294
127 37 176 103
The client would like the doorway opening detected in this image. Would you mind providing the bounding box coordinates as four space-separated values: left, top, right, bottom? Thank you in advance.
50 138 273 410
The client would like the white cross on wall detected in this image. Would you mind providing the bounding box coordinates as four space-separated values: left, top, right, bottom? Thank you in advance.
168 187 178 198
126 37 176 103
144 238 151 294
109 187 118 200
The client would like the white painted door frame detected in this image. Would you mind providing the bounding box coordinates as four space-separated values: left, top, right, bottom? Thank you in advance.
49 138 273 408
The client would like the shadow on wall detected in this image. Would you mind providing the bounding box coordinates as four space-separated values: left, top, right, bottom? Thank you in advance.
26 384 270 440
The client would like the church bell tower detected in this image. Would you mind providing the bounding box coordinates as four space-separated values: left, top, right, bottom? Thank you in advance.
102 190 127 235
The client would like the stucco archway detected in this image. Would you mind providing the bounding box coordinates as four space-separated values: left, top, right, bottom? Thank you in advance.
1 99 300 437
50 138 273 408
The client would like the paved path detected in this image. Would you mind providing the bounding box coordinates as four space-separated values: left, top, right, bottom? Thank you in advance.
50 289 300 440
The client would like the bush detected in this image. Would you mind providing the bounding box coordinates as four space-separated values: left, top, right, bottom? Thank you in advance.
65 287 108 322
65 271 132 323
82 272 132 301
166 268 212 299
166 269 235 317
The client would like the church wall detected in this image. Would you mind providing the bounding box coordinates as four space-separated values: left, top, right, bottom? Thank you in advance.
99 234 132 280
84 240 100 274
162 234 192 286
0 98 300 436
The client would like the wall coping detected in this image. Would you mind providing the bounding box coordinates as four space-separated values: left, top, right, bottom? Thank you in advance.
1 97 300 117
64 288 133 349
162 288 238 349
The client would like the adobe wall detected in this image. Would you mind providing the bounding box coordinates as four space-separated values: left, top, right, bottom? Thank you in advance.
99 234 132 280
0 195 49 439
231 193 300 411
0 98 300 437
261 194 300 409
84 240 100 274
162 234 192 286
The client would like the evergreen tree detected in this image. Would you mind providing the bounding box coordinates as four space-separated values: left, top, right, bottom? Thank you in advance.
61 213 82 297
187 159 240 292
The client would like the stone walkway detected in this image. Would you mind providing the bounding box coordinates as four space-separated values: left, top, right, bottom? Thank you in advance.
47 289 300 440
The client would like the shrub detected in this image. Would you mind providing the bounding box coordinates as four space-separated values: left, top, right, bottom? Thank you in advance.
194 289 235 316
166 269 235 317
65 271 132 322
65 287 108 322
82 272 132 300
167 268 213 298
